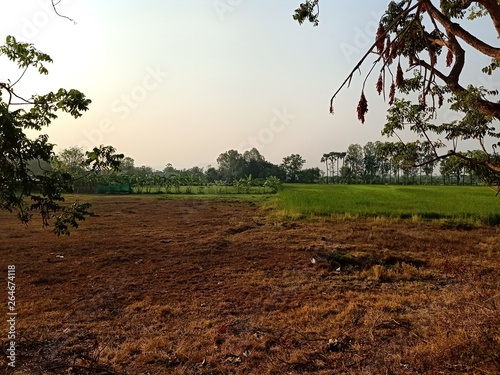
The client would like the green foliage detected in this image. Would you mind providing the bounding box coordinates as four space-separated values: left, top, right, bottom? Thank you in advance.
53 202 94 236
0 35 52 75
281 154 306 182
292 0 319 26
51 146 87 177
482 58 500 75
263 176 282 193
0 36 122 235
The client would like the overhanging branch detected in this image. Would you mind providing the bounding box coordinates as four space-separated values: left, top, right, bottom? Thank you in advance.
424 0 500 58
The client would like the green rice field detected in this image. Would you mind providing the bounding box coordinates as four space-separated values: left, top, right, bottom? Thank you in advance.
270 184 500 225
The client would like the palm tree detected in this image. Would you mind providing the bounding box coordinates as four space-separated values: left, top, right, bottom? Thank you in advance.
321 153 330 184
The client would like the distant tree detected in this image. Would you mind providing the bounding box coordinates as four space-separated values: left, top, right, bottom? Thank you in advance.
163 163 177 177
120 157 135 174
363 142 379 183
375 141 392 183
243 148 265 163
185 166 204 179
340 165 354 184
243 148 262 176
298 167 321 183
217 149 245 182
281 154 306 182
261 161 287 181
321 153 331 183
345 144 364 182
463 150 500 189
51 146 88 177
205 166 221 182
418 144 438 184
440 155 465 185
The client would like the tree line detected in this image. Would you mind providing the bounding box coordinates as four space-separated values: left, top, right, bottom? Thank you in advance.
323 141 499 186
50 146 323 194
51 142 498 193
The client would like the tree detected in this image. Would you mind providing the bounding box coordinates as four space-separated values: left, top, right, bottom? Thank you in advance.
298 167 321 183
440 155 466 185
217 149 245 182
51 146 87 177
205 166 221 182
243 148 265 163
375 141 392 183
0 36 122 234
243 148 272 179
463 150 500 189
345 144 364 182
321 153 331 183
363 142 379 183
321 151 343 183
294 1 500 188
281 154 306 182
120 157 135 174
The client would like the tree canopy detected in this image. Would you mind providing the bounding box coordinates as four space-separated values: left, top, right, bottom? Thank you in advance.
294 0 500 187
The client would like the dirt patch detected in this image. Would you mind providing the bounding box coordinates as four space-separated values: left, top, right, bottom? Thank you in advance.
0 196 499 374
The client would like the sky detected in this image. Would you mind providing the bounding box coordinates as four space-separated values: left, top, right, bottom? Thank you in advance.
1 1 498 171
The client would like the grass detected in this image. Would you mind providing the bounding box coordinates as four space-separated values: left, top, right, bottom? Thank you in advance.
268 184 500 225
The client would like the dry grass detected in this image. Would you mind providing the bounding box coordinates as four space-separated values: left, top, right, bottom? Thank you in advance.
0 195 499 374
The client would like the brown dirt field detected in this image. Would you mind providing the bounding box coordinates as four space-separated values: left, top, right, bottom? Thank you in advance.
0 196 499 374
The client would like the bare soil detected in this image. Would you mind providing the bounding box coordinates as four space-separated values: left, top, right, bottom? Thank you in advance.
0 196 499 374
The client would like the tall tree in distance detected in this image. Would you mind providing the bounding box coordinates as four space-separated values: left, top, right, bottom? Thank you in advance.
281 154 306 182
217 149 245 182
345 144 364 183
51 146 87 177
321 153 332 183
294 0 500 188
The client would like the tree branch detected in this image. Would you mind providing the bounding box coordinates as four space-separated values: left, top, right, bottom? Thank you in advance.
424 0 500 58
51 0 75 23
416 149 500 173
329 1 420 111
480 0 500 38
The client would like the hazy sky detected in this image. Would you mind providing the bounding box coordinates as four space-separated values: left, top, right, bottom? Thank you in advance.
1 1 498 170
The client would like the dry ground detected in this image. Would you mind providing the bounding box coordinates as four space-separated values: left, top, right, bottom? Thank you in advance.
0 196 499 374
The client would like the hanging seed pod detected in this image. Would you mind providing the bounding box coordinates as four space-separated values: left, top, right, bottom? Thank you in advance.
357 91 368 124
376 73 383 95
446 48 453 67
389 83 396 105
390 42 398 60
376 23 385 55
396 62 404 88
